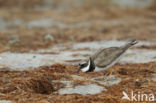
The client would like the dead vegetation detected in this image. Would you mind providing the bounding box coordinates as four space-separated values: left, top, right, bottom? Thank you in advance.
0 1 155 52
0 62 155 103
0 0 155 102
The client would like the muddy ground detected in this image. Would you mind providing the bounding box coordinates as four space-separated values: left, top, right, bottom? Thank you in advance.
0 0 156 103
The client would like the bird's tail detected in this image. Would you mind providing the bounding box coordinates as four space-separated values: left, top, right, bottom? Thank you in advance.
127 39 138 46
122 39 138 49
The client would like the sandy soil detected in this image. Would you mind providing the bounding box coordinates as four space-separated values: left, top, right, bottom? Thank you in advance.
0 1 155 52
0 62 155 103
0 0 155 103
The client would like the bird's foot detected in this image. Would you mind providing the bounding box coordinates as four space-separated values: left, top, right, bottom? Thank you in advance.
103 69 113 82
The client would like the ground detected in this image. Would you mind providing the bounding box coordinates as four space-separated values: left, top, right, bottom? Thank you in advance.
0 0 156 103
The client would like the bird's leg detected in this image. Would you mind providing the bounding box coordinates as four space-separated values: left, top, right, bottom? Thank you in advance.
103 69 113 82
109 69 113 77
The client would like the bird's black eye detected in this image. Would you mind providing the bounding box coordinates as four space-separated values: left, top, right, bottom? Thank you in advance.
78 63 87 68
78 63 81 66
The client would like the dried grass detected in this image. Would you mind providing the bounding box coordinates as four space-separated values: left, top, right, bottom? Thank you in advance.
0 62 155 102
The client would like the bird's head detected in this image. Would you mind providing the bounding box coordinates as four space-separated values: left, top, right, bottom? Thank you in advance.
77 57 95 73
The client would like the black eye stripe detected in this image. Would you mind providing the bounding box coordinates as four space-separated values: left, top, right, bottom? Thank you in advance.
79 63 87 68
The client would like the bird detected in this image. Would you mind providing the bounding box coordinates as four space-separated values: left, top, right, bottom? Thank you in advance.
77 39 138 73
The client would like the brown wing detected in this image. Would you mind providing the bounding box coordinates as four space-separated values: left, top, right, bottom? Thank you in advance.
91 47 125 67
90 40 137 67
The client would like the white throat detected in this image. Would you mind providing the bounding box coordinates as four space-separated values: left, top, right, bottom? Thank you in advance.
81 60 90 72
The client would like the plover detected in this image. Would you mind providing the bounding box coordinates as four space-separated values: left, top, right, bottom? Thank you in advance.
77 39 138 73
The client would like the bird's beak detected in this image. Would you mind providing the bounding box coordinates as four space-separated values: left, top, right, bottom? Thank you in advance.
77 67 81 73
76 63 81 73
